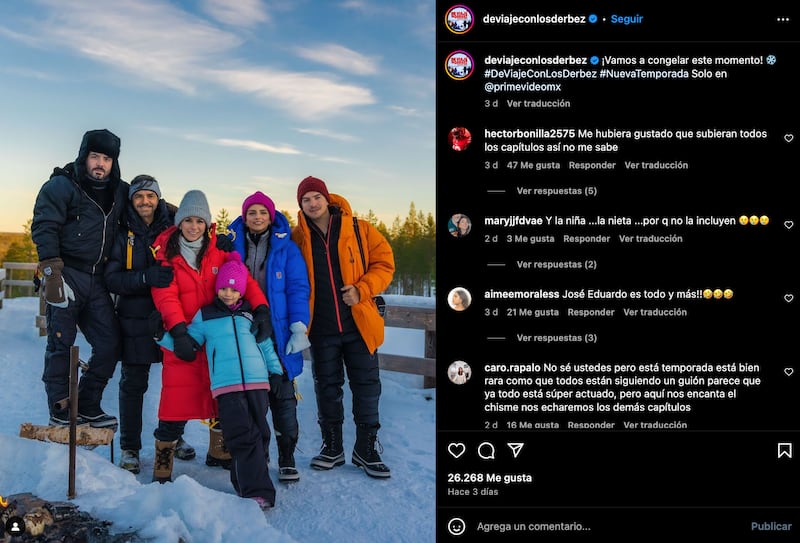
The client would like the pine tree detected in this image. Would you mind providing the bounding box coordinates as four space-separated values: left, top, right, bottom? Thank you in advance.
281 209 296 228
383 203 435 296
1 219 38 297
215 208 231 234
3 219 37 264
347 203 436 296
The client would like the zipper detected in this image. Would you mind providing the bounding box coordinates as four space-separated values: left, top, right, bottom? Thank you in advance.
77 181 111 274
232 314 246 385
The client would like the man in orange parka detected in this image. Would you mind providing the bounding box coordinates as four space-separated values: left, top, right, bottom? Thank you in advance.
292 176 395 478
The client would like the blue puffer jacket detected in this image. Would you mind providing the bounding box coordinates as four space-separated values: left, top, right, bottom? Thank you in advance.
228 210 310 380
158 299 282 398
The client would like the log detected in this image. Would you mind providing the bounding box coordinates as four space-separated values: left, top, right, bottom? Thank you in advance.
19 423 114 446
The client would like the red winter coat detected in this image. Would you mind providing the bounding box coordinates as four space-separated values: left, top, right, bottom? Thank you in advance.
150 225 267 421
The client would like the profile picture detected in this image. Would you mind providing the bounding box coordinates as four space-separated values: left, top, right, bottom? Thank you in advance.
445 5 474 34
445 50 474 80
448 360 472 385
448 287 472 312
448 213 472 238
448 126 472 151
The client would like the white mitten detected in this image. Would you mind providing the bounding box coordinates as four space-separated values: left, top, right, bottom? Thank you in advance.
285 321 311 354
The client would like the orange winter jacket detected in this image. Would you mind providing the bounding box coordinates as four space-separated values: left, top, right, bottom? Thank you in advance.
292 193 395 354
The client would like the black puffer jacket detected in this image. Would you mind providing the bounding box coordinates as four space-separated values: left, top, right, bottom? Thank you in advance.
31 132 128 274
105 199 175 365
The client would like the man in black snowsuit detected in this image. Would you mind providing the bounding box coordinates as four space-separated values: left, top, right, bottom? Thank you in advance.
32 129 127 428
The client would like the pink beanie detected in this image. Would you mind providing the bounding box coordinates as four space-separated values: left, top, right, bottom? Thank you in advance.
296 176 330 206
242 191 276 222
215 251 249 295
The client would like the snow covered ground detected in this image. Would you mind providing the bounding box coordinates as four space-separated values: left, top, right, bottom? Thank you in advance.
0 296 435 542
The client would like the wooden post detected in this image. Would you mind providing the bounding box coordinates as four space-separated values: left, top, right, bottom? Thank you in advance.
0 268 5 309
38 290 48 336
68 346 79 499
424 330 437 389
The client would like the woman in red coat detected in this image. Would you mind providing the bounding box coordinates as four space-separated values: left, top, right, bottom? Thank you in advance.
149 190 270 483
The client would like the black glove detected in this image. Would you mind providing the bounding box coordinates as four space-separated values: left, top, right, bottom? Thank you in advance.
215 234 234 252
251 304 272 343
143 265 174 288
170 322 200 362
148 310 165 341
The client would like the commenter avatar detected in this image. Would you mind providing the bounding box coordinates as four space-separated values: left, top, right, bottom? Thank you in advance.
448 361 472 385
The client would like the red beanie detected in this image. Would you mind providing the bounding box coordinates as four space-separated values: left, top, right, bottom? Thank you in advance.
297 176 330 206
242 191 276 222
215 251 249 295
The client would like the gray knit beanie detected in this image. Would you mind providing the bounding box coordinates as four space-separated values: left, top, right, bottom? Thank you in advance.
175 190 212 226
129 174 162 200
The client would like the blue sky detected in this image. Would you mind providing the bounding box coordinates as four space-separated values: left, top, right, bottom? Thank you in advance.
0 0 434 232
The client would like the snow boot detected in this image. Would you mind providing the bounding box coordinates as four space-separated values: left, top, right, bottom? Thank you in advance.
120 449 140 474
352 423 391 478
277 435 300 482
206 426 232 470
78 409 118 430
49 407 87 427
153 439 177 483
250 496 274 510
175 436 196 461
310 423 344 470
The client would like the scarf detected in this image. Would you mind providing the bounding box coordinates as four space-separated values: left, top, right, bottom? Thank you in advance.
179 235 204 270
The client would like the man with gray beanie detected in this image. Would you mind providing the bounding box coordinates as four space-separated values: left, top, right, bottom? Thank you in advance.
104 175 196 473
32 129 128 428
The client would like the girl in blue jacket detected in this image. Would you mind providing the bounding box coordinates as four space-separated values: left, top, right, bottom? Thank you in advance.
227 191 310 482
157 251 280 509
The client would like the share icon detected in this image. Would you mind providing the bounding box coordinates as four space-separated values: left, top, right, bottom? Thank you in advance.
507 442 525 458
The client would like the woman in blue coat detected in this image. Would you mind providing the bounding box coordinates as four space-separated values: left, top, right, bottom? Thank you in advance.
227 191 310 482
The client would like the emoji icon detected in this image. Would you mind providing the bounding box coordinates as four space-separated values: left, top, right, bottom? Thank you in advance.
703 289 713 299
749 215 759 225
0 495 7 508
759 215 769 225
447 518 467 536
723 289 733 299
713 289 723 299
738 215 749 225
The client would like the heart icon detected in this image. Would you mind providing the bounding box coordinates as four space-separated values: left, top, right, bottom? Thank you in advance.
448 442 466 459
785 367 794 377
785 133 795 143
784 294 795 303
785 220 794 230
